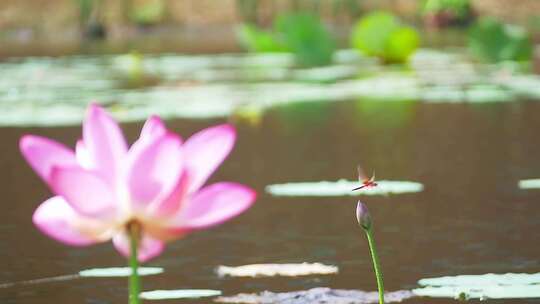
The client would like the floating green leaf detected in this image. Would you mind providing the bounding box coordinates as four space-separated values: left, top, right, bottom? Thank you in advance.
351 11 419 63
274 13 336 67
414 273 540 299
238 13 336 67
265 179 424 197
468 18 532 63
518 178 540 189
79 267 164 277
237 24 289 53
140 289 222 300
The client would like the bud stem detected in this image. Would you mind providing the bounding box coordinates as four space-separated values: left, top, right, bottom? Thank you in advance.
365 227 385 304
128 221 142 304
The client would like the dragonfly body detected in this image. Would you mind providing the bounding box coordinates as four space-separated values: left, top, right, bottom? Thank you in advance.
352 177 378 191
352 166 378 191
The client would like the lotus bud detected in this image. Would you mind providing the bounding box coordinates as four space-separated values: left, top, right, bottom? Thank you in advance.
356 201 372 230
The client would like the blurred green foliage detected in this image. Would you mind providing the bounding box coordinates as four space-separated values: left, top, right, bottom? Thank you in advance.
237 13 336 67
75 0 106 38
236 0 259 23
331 0 362 19
235 0 363 23
422 0 472 19
130 0 165 26
237 24 289 53
468 18 532 62
76 0 94 25
351 11 420 63
275 13 335 67
528 15 540 31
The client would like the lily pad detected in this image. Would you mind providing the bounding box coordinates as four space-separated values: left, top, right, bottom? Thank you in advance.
215 287 415 304
265 179 423 197
79 267 164 277
414 285 540 300
0 48 533 127
216 263 338 278
518 179 540 189
418 272 540 286
140 289 222 300
414 273 540 299
497 75 540 99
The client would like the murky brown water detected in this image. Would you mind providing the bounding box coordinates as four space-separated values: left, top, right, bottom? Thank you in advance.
1 100 540 303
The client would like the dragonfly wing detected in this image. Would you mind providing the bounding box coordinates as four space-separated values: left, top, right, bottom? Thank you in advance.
369 171 376 182
357 165 367 182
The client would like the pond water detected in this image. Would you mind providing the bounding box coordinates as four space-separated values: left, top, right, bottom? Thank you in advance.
1 46 540 303
2 98 540 303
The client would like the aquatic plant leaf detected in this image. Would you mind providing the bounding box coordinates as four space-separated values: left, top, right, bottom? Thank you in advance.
216 263 338 277
237 13 336 67
215 287 415 304
518 179 540 189
468 18 532 62
351 12 419 63
79 267 164 277
291 65 360 83
140 289 222 300
0 74 509 127
386 27 420 63
352 12 399 56
237 24 289 53
414 273 540 299
414 285 540 300
265 179 423 197
497 75 540 99
418 272 540 286
274 13 336 67
0 50 531 127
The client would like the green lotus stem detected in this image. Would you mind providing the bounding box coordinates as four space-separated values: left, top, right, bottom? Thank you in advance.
128 222 141 304
356 201 384 304
365 227 385 304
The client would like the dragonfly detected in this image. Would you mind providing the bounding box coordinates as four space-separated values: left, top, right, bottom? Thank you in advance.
352 165 378 191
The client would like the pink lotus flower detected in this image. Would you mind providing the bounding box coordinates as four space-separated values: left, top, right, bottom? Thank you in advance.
20 104 256 262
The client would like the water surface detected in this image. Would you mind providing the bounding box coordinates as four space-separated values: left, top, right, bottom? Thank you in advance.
1 99 540 303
